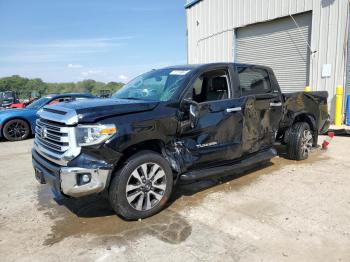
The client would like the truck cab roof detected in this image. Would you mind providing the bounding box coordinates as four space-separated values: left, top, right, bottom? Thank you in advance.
161 63 273 72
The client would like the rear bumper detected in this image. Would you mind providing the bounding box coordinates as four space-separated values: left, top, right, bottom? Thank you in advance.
320 115 331 134
32 149 112 198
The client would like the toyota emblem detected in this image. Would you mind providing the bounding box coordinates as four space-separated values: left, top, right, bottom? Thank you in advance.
41 127 48 139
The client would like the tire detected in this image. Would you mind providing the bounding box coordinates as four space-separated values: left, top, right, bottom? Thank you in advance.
3 119 30 141
109 150 173 220
287 122 313 160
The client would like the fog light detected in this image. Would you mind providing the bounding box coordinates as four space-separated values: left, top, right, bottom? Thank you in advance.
79 173 91 185
82 174 90 183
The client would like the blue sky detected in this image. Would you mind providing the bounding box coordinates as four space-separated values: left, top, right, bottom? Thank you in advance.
0 0 187 83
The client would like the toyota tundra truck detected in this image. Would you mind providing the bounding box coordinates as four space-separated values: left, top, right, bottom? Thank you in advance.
32 63 330 219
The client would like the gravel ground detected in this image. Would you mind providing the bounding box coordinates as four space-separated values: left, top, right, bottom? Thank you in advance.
0 136 349 262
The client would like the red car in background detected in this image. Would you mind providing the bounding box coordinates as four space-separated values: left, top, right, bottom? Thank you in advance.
10 98 39 109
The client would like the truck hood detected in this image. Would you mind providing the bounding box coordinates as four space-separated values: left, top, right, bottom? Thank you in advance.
43 98 159 123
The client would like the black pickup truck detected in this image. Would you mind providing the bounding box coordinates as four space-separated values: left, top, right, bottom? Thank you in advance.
32 63 330 219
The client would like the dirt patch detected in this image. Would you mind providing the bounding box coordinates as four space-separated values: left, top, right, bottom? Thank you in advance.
38 186 191 246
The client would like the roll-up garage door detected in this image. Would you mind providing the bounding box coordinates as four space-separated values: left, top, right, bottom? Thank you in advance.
235 12 312 93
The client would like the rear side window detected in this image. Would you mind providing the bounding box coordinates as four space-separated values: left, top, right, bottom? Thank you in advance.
237 67 271 96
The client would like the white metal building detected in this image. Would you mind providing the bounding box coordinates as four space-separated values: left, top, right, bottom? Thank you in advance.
185 0 350 118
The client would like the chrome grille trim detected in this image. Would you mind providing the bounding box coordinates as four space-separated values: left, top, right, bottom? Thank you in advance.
34 107 81 166
36 136 64 152
35 120 70 151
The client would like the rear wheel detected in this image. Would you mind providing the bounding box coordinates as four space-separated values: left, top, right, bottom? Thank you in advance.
287 122 313 160
3 119 30 141
109 150 173 220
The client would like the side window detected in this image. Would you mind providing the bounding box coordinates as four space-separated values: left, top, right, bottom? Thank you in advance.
193 77 203 97
191 69 230 103
237 67 271 96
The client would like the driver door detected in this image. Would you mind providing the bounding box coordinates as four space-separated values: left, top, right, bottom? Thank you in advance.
178 67 246 170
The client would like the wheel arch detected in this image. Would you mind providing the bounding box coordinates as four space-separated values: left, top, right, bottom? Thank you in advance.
114 139 167 172
292 113 316 131
283 113 318 146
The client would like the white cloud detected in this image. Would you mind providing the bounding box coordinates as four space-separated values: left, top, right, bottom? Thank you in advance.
118 74 128 81
67 63 82 68
0 36 135 49
81 70 102 77
0 36 135 64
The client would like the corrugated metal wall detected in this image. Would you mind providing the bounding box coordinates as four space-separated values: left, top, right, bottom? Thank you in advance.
347 8 350 96
186 0 349 116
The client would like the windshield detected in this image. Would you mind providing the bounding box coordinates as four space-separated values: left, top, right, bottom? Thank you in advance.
26 97 51 109
112 68 190 101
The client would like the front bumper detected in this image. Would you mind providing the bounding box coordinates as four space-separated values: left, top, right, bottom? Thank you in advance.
32 149 112 198
60 167 110 197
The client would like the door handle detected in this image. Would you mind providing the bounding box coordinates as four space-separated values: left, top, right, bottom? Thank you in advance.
226 107 242 113
270 102 282 107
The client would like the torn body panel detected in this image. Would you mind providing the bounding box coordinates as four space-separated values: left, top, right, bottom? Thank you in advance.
278 91 330 144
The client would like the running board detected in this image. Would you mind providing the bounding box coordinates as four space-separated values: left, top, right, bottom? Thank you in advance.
179 148 277 182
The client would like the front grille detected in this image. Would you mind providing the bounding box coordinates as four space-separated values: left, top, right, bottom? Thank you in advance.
35 118 71 154
33 105 80 166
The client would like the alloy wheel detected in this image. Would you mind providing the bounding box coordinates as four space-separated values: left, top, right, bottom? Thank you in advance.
6 121 27 140
301 129 313 157
125 163 167 211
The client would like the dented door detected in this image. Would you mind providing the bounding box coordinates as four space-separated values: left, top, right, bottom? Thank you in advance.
242 94 282 154
178 98 246 170
236 65 283 155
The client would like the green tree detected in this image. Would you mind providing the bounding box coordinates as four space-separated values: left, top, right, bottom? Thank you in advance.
0 75 124 98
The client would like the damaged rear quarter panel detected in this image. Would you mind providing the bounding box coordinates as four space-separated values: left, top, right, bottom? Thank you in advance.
280 91 328 132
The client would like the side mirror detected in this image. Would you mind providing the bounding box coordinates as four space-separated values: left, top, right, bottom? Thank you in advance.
182 99 199 128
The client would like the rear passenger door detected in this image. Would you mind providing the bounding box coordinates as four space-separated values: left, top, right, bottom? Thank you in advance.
237 66 283 154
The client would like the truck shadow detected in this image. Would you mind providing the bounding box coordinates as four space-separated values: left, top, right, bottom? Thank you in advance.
168 161 274 208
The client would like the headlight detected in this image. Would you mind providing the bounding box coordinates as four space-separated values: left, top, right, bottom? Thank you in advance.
75 124 117 146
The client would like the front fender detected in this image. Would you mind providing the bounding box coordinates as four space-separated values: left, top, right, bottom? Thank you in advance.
0 109 38 135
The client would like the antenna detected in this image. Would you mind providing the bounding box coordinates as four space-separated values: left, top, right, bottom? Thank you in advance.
289 14 317 54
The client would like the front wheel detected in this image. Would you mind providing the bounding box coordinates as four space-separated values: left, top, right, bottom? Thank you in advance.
3 119 30 141
109 150 173 220
287 122 314 160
